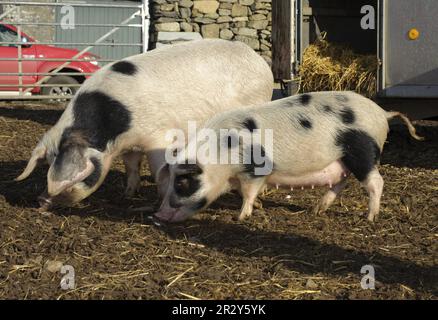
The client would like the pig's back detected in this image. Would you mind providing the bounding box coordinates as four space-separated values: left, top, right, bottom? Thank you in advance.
207 91 389 175
80 39 273 127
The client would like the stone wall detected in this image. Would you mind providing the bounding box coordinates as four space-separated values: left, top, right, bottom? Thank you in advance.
151 0 272 65
1 0 55 43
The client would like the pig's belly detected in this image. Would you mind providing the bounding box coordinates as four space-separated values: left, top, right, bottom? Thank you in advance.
266 160 349 189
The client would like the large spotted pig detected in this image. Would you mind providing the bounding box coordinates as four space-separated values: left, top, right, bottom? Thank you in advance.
15 39 273 209
155 91 423 223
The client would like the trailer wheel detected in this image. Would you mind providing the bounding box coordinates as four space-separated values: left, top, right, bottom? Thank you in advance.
41 75 79 101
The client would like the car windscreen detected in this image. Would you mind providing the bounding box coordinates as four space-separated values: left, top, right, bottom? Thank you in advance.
0 25 19 45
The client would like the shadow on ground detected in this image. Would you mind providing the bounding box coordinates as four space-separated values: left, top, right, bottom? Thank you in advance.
1 160 436 297
0 106 62 126
382 122 438 170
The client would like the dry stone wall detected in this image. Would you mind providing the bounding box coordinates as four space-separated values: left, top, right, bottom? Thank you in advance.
151 0 272 64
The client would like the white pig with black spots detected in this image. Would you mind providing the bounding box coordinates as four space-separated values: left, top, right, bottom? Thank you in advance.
155 91 423 223
15 39 273 209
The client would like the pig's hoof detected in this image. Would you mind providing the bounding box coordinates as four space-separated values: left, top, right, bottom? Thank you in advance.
253 198 263 210
312 205 323 215
237 212 251 221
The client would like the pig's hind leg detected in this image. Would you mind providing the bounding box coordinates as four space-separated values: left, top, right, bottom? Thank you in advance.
238 177 266 221
362 167 384 222
313 179 348 215
336 130 384 221
123 151 143 197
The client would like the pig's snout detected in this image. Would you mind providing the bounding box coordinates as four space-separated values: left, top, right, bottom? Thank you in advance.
155 209 188 223
155 209 176 222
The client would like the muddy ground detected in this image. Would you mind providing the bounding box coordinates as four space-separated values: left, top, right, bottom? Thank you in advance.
0 101 437 300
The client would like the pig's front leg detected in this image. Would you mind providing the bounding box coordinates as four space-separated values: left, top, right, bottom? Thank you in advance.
146 149 169 198
238 177 266 221
231 178 264 210
313 179 348 214
122 151 143 197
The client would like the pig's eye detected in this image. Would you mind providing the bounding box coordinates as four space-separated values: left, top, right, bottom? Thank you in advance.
175 176 189 189
174 174 200 198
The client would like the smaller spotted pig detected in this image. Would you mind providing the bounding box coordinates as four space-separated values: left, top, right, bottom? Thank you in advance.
155 91 423 223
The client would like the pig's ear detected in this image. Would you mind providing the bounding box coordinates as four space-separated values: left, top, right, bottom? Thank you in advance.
15 145 47 181
47 146 95 196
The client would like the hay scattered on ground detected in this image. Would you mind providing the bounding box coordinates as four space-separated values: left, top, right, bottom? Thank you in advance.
1 103 437 300
299 34 378 98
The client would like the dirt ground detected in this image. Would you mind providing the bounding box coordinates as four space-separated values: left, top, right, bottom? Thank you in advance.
0 101 436 300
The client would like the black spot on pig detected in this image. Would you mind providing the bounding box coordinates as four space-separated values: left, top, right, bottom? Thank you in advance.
111 61 137 75
299 93 312 105
298 117 312 129
83 157 102 187
335 94 349 103
189 197 207 211
70 91 132 151
177 163 203 175
242 118 258 132
338 107 356 125
336 129 381 182
174 173 201 198
323 105 335 114
243 144 273 177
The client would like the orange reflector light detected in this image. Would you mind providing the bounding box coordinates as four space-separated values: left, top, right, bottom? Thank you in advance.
408 28 420 40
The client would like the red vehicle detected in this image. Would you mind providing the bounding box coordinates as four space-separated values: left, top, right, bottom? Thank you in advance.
0 23 100 97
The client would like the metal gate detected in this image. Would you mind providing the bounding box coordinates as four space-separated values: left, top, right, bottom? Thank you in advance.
0 0 149 100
